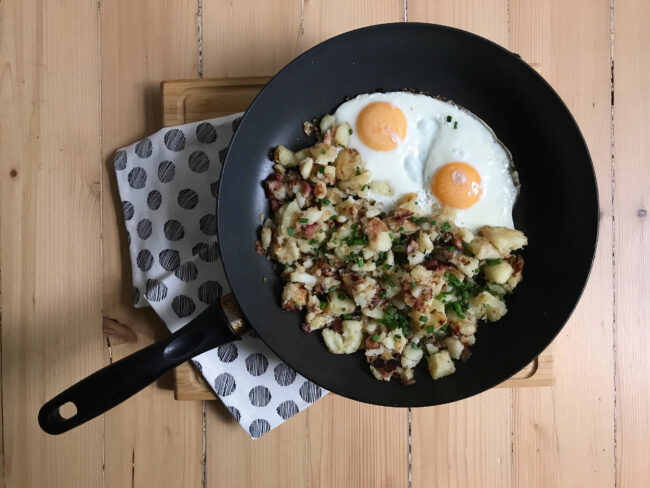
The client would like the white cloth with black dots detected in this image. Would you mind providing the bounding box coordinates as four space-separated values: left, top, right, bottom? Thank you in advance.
113 113 326 439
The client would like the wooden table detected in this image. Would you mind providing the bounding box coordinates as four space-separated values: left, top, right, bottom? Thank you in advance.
1 1 647 487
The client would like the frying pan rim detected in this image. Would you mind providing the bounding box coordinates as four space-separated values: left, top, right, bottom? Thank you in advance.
216 22 600 407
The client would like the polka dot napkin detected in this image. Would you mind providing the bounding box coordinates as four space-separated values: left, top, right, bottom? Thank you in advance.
113 113 326 438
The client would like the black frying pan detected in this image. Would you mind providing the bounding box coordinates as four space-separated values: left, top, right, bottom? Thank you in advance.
39 23 598 435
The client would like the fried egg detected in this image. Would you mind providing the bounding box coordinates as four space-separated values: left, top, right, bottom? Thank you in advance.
334 92 519 229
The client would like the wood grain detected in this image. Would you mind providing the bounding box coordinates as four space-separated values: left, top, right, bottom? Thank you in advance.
0 0 105 487
614 0 650 485
510 2 615 487
100 1 204 486
202 0 302 78
302 0 404 50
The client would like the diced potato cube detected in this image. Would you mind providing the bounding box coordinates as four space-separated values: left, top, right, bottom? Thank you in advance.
445 337 464 359
319 114 336 133
279 200 300 236
427 350 456 380
468 236 501 260
369 180 393 196
334 122 351 147
289 271 317 288
300 207 322 225
456 227 474 243
450 253 479 277
335 149 364 180
483 261 514 284
469 291 507 321
337 171 371 195
417 232 434 254
281 283 308 310
273 145 298 167
295 148 310 162
309 143 337 165
260 226 272 250
322 320 363 354
479 226 528 255
327 291 356 315
299 157 314 179
446 310 477 336
361 306 384 319
401 344 424 369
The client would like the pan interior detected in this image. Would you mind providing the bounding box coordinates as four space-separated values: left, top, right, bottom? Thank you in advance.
218 23 598 407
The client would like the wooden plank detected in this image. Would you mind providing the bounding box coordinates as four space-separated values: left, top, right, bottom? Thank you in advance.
408 0 508 45
202 0 302 78
614 0 650 485
0 0 105 487
302 0 404 50
509 1 614 487
100 1 204 486
406 3 514 487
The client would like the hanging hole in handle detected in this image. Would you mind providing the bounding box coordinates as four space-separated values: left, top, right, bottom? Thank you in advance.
59 401 78 419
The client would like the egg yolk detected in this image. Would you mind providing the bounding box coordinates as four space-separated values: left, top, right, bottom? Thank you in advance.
356 102 407 151
432 162 482 209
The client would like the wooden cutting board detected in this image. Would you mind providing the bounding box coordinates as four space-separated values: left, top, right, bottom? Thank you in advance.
161 75 554 401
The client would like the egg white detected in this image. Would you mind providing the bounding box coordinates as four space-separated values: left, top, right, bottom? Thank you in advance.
334 92 519 230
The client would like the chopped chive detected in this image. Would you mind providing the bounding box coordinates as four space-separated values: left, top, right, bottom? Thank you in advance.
337 293 345 300
379 290 387 298
309 238 318 245
383 264 391 270
441 221 451 231
318 166 325 174
389 232 394 239
287 227 294 236
486 258 503 266
410 281 416 288
446 115 452 122
372 334 380 341
357 258 364 267
430 220 437 225
361 184 367 191
263 277 268 282
419 315 428 323
453 121 458 129
356 167 361 176
329 286 338 291
330 215 337 220
299 218 308 223
398 226 404 232
343 314 354 320
394 335 402 340
322 199 330 205
319 301 327 310
320 149 326 154
388 279 396 287
349 129 353 135
426 325 435 334
448 246 456 252
452 301 466 318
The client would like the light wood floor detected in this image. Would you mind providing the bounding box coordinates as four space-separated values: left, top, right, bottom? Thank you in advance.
1 1 648 487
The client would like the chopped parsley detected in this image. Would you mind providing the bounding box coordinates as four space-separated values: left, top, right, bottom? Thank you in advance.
287 226 295 236
380 306 410 334
419 315 428 323
486 258 503 266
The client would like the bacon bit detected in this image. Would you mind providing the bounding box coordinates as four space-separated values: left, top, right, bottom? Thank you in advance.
372 357 386 369
330 317 343 334
368 292 383 310
366 336 381 349
451 237 463 250
433 249 453 263
304 223 318 240
389 208 414 229
299 180 312 196
461 347 472 362
505 254 524 274
268 197 281 213
315 260 334 277
406 239 418 255
313 283 325 294
341 272 365 289
301 322 311 333
384 359 400 373
422 259 440 270
283 301 301 311
255 240 266 257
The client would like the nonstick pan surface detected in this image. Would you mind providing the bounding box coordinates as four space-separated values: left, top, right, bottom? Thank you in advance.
218 22 598 407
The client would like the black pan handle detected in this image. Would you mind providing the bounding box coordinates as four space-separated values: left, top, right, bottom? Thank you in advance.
39 301 240 435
